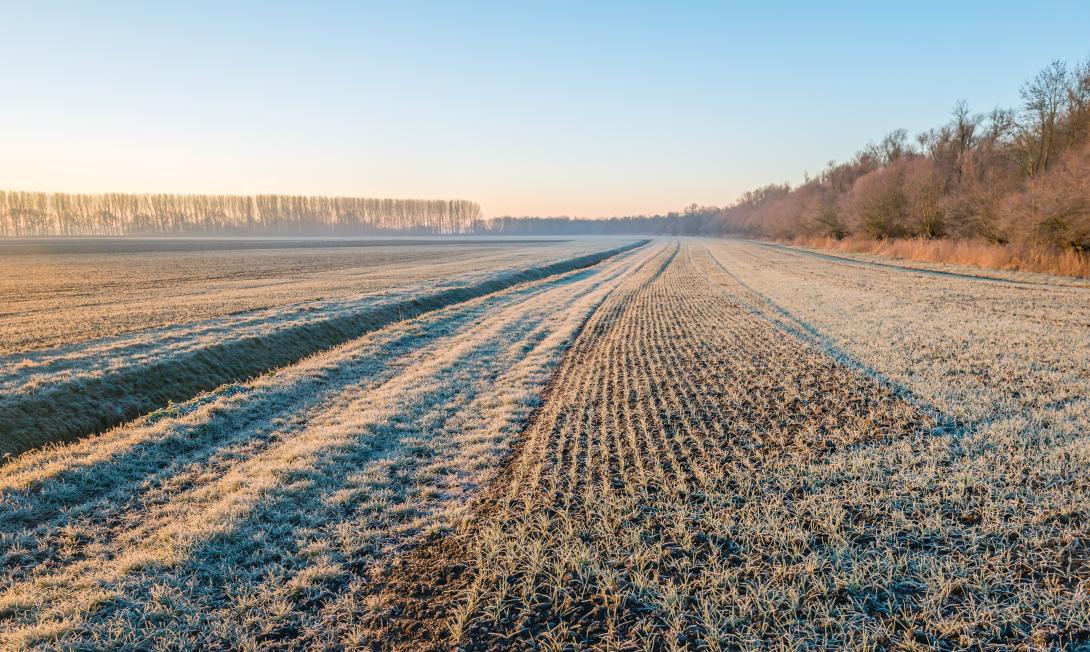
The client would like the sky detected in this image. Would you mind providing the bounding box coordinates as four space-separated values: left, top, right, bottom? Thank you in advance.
2 2 1089 218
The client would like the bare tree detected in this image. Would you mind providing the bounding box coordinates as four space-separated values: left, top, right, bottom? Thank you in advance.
1021 60 1070 175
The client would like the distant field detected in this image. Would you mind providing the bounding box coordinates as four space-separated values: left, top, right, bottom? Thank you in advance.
0 237 616 354
2 239 1088 650
0 237 641 456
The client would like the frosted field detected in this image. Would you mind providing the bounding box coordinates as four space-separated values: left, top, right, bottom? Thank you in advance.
0 237 639 456
1 238 1088 650
0 238 625 355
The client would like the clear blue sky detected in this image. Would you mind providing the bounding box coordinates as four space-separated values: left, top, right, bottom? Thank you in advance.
3 2 1088 218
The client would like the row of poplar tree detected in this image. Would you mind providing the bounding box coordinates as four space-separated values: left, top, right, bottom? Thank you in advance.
0 192 482 237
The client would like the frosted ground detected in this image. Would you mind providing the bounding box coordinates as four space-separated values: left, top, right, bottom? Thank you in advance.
1 238 1087 650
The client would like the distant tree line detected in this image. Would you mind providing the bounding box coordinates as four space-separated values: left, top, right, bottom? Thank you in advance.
0 192 482 236
474 214 707 236
482 57 1090 253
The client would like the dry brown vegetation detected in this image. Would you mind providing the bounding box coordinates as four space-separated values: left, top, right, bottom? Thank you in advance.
717 59 1090 261
2 238 1088 650
719 59 1090 264
791 236 1090 279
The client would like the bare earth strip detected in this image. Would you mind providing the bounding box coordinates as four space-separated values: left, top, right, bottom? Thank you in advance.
0 242 667 649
